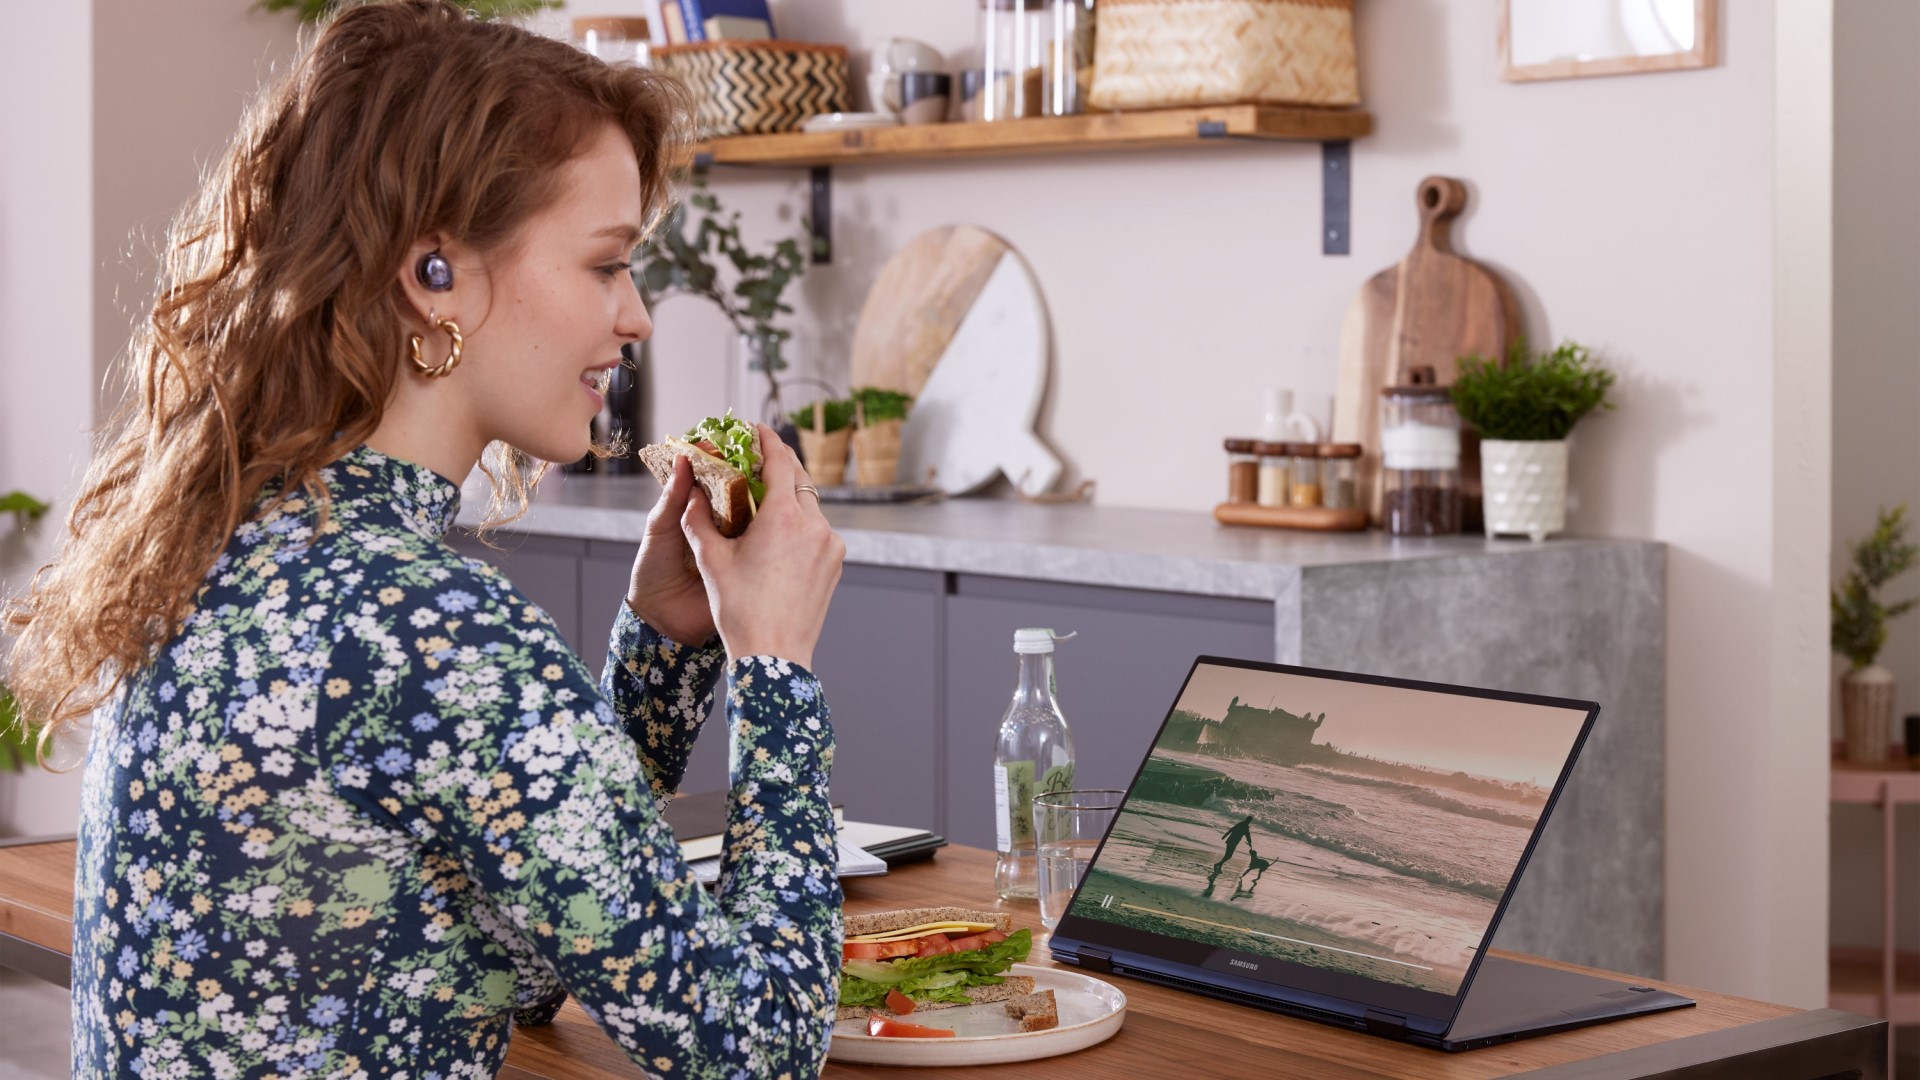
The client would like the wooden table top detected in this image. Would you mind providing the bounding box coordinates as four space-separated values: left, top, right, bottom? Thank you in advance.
1 840 1880 1079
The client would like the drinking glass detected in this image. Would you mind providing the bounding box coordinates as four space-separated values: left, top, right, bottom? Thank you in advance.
1031 788 1123 931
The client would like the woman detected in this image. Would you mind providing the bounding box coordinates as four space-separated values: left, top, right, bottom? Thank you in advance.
2 2 846 1076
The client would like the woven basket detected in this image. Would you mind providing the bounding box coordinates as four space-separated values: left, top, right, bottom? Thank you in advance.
656 41 851 139
1089 0 1359 111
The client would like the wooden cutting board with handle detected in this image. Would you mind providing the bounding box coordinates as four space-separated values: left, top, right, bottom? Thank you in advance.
1332 176 1522 523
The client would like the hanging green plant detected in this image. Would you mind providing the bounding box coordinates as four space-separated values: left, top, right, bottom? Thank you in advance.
255 0 560 24
0 490 49 772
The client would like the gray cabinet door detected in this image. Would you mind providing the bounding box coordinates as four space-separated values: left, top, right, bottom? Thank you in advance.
808 565 943 832
445 531 585 652
941 575 1273 849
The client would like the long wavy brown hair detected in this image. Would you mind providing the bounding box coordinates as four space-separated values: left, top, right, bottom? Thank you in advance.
4 0 688 740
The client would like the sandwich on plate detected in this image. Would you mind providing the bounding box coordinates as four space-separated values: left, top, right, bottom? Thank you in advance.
638 413 766 538
837 907 1034 1021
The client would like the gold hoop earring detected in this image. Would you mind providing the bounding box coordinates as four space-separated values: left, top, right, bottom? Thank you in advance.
407 315 464 378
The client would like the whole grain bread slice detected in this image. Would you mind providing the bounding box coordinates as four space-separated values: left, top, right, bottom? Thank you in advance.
843 907 1013 939
835 975 1035 1022
1002 988 1059 1032
637 437 757 538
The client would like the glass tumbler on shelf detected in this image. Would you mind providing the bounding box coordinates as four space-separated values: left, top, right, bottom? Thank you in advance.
571 17 652 68
1044 0 1096 116
1379 367 1463 535
1032 788 1124 932
980 0 1050 120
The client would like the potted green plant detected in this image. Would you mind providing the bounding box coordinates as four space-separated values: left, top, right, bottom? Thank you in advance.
1832 505 1918 763
0 490 50 773
1450 340 1615 541
850 387 913 488
789 398 854 486
637 169 814 430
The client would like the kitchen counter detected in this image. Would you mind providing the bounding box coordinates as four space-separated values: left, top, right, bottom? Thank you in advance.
455 476 1667 981
458 473 1647 603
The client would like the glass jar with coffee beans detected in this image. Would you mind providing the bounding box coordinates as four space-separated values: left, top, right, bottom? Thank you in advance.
1379 367 1462 535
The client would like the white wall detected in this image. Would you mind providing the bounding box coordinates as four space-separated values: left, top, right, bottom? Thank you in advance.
1830 0 1920 953
0 2 95 836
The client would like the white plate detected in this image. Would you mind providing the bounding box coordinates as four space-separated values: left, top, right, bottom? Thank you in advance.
826 963 1126 1066
803 112 901 132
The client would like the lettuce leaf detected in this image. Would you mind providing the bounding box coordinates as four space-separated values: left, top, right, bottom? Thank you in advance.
838 928 1032 1008
683 412 766 504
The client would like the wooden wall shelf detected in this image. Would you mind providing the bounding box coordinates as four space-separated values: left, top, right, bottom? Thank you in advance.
692 104 1373 169
688 105 1374 262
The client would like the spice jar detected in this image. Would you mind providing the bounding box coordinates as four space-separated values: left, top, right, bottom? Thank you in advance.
1290 445 1322 508
1254 441 1292 507
1380 367 1462 535
1224 439 1258 505
1321 443 1362 510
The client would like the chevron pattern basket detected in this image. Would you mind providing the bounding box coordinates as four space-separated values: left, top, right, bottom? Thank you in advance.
1089 0 1359 111
656 41 851 139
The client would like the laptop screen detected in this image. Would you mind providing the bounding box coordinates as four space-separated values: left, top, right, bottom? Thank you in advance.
1056 657 1594 1018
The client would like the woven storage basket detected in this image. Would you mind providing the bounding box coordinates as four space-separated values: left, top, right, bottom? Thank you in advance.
656 41 851 139
1089 0 1359 111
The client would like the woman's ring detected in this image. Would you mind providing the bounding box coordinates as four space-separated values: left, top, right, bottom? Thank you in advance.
795 484 821 501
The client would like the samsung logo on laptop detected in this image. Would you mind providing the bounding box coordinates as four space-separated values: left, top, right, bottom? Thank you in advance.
1228 958 1260 971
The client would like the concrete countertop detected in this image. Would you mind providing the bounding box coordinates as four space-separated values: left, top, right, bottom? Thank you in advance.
460 473 1651 602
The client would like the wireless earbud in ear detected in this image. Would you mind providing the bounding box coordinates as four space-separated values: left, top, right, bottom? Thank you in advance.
417 250 454 292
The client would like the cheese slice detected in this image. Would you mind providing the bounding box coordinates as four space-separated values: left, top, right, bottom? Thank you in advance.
844 920 997 944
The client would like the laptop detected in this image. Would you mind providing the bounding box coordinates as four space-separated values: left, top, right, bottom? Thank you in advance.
1045 656 1693 1051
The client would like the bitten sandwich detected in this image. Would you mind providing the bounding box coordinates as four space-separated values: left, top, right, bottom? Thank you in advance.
638 413 766 538
837 907 1034 1021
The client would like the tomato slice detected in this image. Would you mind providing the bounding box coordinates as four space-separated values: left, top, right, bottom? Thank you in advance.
867 1016 955 1039
843 939 921 961
912 935 957 958
941 929 1007 954
885 988 917 1015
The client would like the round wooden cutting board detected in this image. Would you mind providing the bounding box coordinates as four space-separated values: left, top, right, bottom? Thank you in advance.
849 225 1015 397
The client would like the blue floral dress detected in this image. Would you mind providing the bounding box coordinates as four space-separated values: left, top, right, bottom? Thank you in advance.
69 446 842 1079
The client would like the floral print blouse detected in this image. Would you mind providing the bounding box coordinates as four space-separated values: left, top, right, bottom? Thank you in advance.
70 446 843 1080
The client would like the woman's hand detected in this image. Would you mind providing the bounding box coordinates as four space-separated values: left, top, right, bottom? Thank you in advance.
626 454 720 647
682 425 844 670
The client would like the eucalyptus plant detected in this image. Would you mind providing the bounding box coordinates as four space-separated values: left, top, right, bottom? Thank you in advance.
0 491 50 772
1832 505 1919 671
636 169 811 412
257 0 559 22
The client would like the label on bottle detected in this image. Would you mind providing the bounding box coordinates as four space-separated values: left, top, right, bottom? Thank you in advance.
1033 762 1076 842
998 757 1029 849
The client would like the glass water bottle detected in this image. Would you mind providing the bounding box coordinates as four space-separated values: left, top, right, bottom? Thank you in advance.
994 628 1076 900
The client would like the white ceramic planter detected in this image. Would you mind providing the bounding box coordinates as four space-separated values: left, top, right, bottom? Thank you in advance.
1481 439 1568 542
1841 665 1897 763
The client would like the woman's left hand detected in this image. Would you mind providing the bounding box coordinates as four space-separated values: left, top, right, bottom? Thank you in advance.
626 454 718 647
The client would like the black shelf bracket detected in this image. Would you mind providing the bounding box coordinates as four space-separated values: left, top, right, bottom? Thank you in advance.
809 166 832 265
1321 140 1351 256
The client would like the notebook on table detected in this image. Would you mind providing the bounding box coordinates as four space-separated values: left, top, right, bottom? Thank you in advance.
1044 656 1692 1052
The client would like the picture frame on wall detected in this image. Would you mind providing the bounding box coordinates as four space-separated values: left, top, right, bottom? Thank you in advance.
1500 0 1718 82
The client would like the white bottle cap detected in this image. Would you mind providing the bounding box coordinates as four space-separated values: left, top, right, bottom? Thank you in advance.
1014 628 1077 654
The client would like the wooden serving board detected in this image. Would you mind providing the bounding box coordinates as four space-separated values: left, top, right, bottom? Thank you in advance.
850 225 1011 397
1332 177 1521 523
1213 503 1369 532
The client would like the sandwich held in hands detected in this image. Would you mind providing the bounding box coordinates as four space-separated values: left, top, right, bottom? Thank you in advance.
837 907 1034 1021
639 413 766 538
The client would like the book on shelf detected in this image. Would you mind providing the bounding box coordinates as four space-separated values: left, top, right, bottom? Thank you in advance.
703 15 771 41
671 0 775 43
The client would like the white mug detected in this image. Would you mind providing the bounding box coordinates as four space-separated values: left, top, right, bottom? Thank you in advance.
867 37 945 115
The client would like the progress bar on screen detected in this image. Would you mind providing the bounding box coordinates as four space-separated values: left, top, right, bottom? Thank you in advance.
1118 903 1436 972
